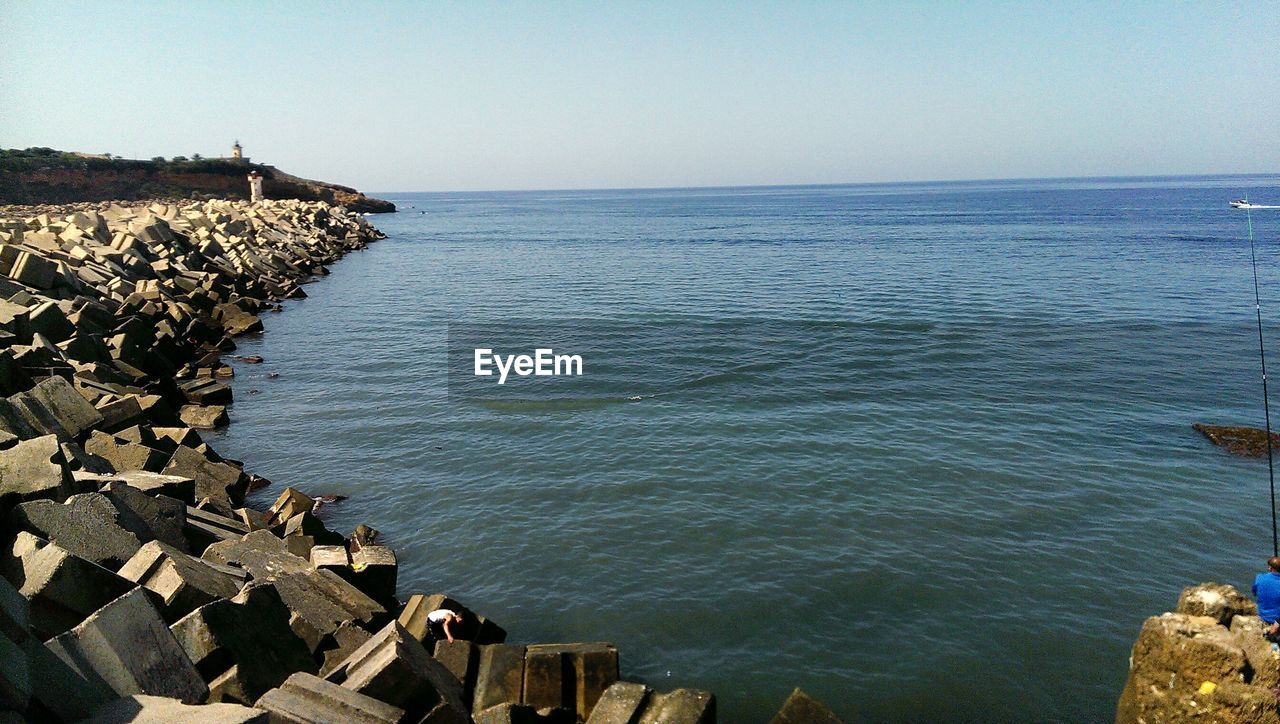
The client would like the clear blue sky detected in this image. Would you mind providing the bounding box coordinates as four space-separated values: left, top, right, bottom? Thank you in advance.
1 1 1276 192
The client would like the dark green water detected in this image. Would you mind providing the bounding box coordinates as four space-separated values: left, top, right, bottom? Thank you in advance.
208 176 1280 721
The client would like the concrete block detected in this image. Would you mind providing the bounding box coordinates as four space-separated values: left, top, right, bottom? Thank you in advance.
179 403 229 429
102 481 188 550
164 444 247 514
473 644 526 715
636 688 716 724
254 672 405 724
267 486 314 525
185 505 252 554
320 621 373 676
0 531 135 639
282 509 345 546
45 588 207 702
0 434 74 509
769 687 843 724
107 470 196 504
26 301 75 342
525 642 619 719
326 621 468 722
236 542 385 638
118 540 244 622
170 582 317 704
7 375 102 440
311 544 397 609
95 394 147 432
179 377 233 405
9 492 143 569
586 682 650 724
10 251 56 289
475 702 574 724
0 577 31 713
433 639 478 704
85 430 168 473
85 694 269 723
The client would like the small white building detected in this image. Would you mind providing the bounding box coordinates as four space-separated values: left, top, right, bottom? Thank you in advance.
247 170 264 203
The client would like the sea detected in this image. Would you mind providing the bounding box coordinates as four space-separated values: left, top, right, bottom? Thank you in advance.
206 175 1280 722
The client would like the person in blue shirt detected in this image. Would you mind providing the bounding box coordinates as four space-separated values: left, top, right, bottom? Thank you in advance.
1253 556 1280 640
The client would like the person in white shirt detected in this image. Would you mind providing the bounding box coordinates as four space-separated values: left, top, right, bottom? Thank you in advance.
427 608 463 644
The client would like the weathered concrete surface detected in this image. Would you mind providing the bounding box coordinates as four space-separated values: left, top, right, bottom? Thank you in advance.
1177 581 1258 627
179 403 229 429
586 682 650 724
8 492 143 569
769 687 844 724
45 587 207 702
635 688 716 724
1 531 134 639
325 621 468 722
473 644 527 716
118 540 244 621
255 672 405 724
85 694 269 723
170 582 316 704
1117 583 1280 724
522 642 619 719
0 433 75 509
101 481 188 551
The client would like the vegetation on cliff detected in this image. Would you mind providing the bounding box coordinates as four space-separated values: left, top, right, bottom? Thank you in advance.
0 148 395 213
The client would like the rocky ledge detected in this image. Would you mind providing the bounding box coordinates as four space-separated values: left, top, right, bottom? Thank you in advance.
1117 582 1280 723
0 199 841 722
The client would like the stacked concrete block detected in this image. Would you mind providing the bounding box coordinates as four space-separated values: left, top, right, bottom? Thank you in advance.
325 621 469 723
523 642 619 719
400 592 508 646
170 582 317 704
0 434 75 510
8 492 144 569
473 644 527 716
118 540 245 621
0 532 135 639
310 543 397 609
585 683 716 724
254 672 405 724
45 588 207 702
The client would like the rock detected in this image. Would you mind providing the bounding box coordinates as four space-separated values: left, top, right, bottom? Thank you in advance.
170 582 317 704
0 577 31 713
101 481 188 550
586 682 651 724
254 672 405 724
1228 615 1280 690
636 688 716 724
1116 612 1271 724
8 492 143 569
184 505 252 553
0 532 134 639
103 470 196 504
179 403 229 429
473 644 526 716
326 621 469 722
769 687 844 724
85 430 169 474
236 541 385 640
0 434 74 509
85 695 269 723
45 588 208 703
118 540 245 622
1177 582 1258 627
1194 423 1280 457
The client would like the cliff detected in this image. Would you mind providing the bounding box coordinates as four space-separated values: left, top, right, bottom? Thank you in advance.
0 148 395 213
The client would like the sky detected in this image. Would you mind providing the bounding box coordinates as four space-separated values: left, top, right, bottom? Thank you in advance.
1 1 1277 192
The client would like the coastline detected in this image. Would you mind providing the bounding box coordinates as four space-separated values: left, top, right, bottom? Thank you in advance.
0 197 837 722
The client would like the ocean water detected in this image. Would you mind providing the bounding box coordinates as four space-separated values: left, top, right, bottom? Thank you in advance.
207 176 1280 721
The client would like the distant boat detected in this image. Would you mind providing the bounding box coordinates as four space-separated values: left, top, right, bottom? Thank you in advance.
1231 199 1280 209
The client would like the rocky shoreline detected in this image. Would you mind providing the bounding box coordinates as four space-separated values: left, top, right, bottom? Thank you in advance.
0 199 841 722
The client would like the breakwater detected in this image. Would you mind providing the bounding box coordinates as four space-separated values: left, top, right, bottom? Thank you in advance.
0 198 840 722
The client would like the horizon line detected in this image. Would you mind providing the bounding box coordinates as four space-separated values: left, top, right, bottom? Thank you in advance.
369 170 1280 197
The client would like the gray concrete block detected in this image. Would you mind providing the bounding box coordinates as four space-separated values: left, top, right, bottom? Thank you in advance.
0 577 30 713
586 682 651 724
769 687 844 724
45 587 207 702
473 644 526 715
254 672 405 723
0 531 135 639
163 444 247 514
636 688 716 724
433 639 478 706
0 434 74 509
11 375 103 439
525 642 619 719
179 403 229 429
118 540 244 622
9 492 143 569
102 481 188 550
84 694 269 723
237 543 385 639
326 621 468 721
320 621 373 676
170 582 317 704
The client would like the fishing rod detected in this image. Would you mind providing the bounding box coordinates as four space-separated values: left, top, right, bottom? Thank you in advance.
1241 195 1279 556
